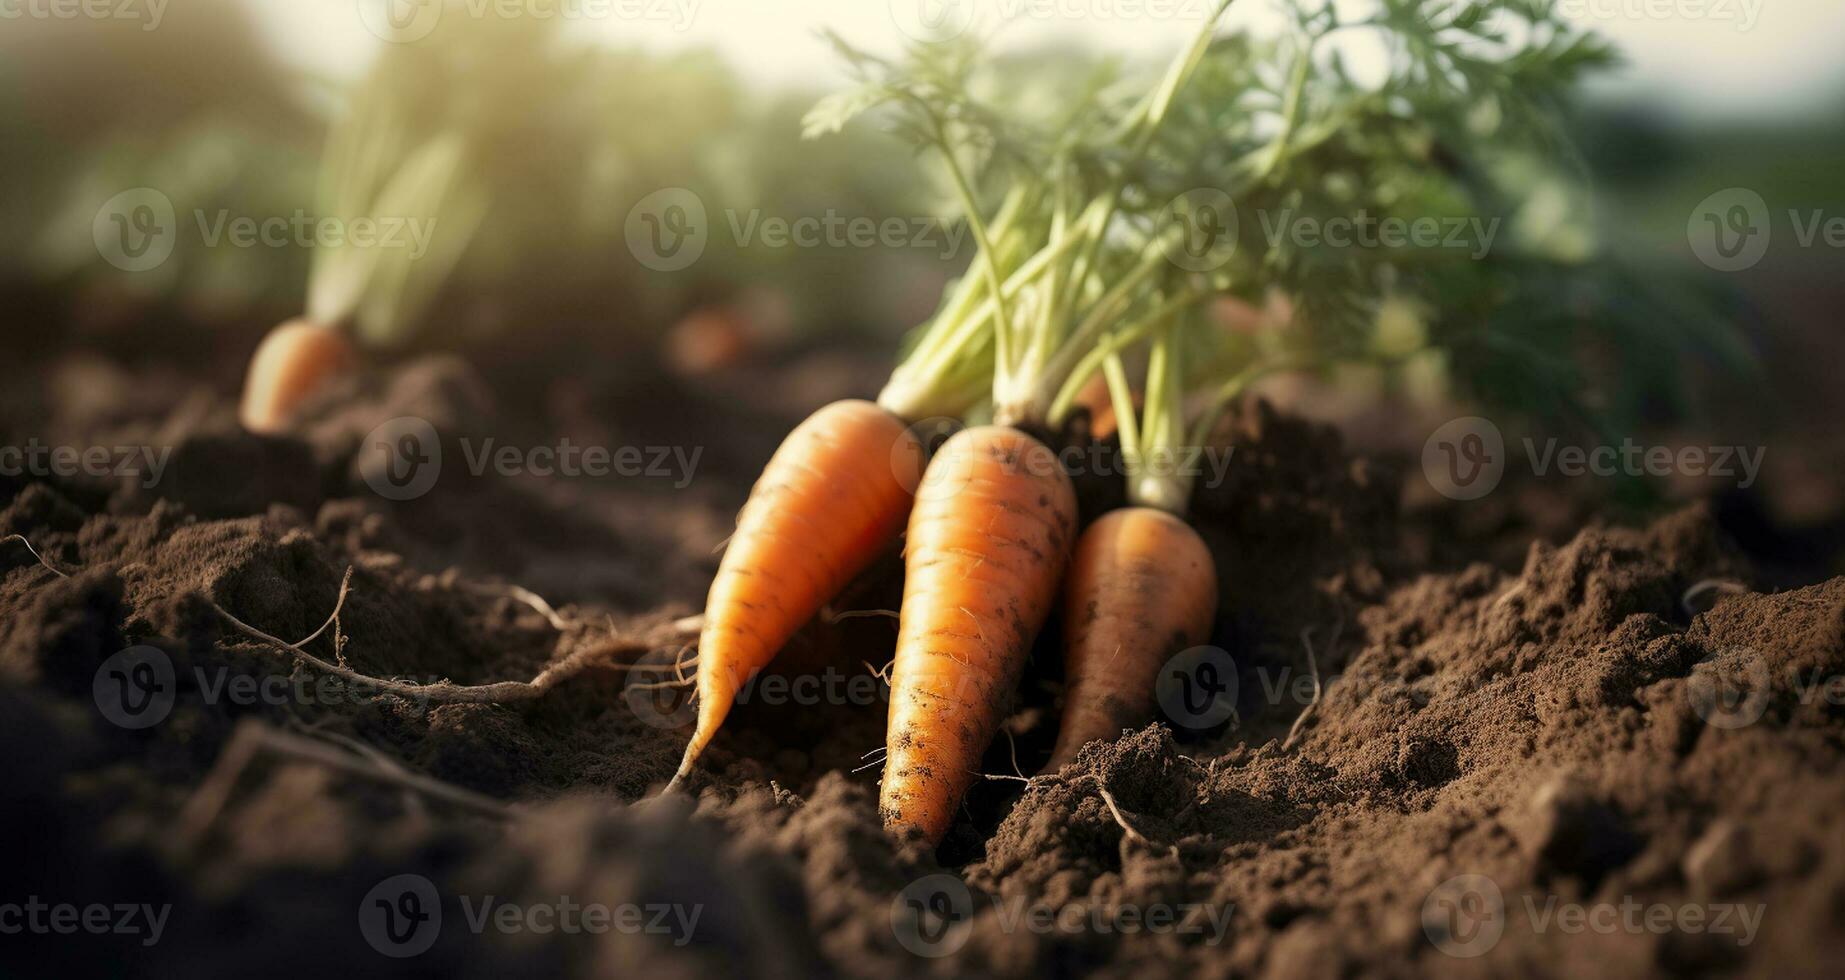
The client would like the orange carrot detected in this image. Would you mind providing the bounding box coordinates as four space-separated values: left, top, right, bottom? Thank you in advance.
670 399 923 788
238 320 357 435
1044 506 1217 771
881 425 1077 845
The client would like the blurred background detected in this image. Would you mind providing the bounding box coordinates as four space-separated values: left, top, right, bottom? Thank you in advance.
3 0 1842 568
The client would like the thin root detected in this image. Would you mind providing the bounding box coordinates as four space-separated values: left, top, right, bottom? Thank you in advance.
1682 579 1748 618
1003 728 1025 779
210 566 653 705
463 581 574 631
973 768 1177 855
625 675 696 692
822 606 900 625
288 719 426 818
1282 624 1328 752
2 534 70 579
1077 773 1174 856
169 719 510 858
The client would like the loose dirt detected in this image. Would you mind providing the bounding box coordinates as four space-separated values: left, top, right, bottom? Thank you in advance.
3 351 1840 978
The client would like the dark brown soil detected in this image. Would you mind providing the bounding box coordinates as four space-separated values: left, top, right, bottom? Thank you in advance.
3 349 1841 979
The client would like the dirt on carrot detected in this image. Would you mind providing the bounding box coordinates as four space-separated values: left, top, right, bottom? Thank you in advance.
3 347 1842 978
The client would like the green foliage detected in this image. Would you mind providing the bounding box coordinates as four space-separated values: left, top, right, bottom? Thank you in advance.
812 0 1743 453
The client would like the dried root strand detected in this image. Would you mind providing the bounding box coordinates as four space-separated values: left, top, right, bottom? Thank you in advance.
822 606 900 625
209 566 659 705
169 719 511 858
1682 578 1749 618
1283 623 1334 752
460 580 575 631
2 534 69 579
976 768 1175 855
1079 774 1172 855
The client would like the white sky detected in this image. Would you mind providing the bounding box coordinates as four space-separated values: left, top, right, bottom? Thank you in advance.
255 0 1845 118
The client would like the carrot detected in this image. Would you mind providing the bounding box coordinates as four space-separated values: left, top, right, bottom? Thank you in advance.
669 399 924 788
1044 506 1216 771
881 425 1077 845
238 320 358 435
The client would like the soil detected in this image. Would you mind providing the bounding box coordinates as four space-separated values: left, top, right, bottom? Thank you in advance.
3 345 1842 979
